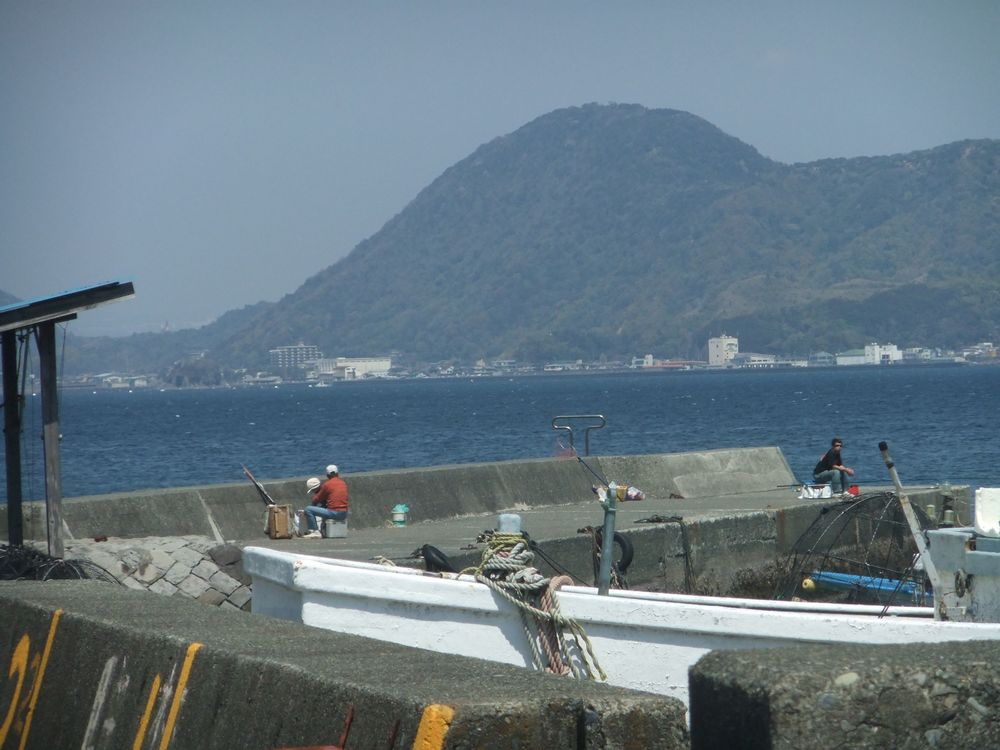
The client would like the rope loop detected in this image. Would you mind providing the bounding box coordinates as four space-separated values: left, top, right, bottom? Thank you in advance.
470 530 605 682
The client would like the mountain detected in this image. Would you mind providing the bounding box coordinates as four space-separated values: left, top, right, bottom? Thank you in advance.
61 300 274 376
0 289 19 307
64 103 1000 372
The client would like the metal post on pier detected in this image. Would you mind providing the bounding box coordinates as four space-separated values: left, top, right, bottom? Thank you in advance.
597 482 618 595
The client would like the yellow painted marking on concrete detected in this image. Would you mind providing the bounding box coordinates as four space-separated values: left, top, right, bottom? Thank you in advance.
132 673 162 750
412 704 455 750
0 635 30 746
157 643 201 750
18 608 61 750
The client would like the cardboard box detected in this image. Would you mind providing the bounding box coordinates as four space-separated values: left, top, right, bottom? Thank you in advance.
267 505 293 539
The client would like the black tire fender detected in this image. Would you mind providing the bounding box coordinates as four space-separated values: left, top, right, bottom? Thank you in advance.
420 544 456 573
593 530 635 574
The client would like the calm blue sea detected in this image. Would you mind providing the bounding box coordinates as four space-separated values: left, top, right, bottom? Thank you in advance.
2 364 997 501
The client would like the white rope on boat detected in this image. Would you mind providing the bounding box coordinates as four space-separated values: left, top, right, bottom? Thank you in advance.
466 532 606 682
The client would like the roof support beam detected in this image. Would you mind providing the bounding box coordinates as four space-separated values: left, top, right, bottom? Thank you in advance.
2 331 24 546
1 280 134 553
37 322 64 558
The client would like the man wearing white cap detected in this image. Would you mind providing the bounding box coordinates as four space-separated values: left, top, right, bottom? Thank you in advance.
302 464 349 538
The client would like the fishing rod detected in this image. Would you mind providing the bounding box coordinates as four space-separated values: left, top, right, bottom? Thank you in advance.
576 455 609 487
242 465 276 507
878 441 942 594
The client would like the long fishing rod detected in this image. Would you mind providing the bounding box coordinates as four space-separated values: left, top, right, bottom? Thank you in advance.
576 455 609 487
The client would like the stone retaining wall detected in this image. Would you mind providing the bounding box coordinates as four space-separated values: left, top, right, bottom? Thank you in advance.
60 536 252 610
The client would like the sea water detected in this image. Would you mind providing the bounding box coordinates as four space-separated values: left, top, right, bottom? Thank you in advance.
2 364 997 501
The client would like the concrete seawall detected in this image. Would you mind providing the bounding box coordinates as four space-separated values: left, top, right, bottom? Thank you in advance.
3 447 958 606
3 447 818 604
2 446 798 542
690 640 1000 748
0 581 688 750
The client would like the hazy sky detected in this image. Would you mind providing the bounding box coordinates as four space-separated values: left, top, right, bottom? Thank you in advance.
2 2 998 336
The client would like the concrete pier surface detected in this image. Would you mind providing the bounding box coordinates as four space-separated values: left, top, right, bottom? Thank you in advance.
1 447 978 748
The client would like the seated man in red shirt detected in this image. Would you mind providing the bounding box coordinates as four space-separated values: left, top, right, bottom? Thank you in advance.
302 464 349 538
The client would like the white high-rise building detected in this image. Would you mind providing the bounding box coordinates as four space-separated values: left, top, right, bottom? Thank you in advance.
708 335 739 366
269 343 321 369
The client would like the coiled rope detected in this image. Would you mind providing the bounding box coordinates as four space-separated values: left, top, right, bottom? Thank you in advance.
464 532 606 681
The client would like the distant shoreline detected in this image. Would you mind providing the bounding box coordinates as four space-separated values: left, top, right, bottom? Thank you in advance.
53 357 979 392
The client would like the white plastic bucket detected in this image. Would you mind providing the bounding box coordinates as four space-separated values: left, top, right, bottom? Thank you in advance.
391 503 410 526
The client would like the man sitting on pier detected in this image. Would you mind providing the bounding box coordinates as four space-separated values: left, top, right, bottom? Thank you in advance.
813 438 854 497
302 464 350 538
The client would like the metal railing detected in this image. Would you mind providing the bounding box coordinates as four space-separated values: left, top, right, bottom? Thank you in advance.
551 414 605 456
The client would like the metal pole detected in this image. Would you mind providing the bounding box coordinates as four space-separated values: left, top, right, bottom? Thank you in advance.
37 322 64 558
878 441 940 595
597 483 618 595
2 331 24 545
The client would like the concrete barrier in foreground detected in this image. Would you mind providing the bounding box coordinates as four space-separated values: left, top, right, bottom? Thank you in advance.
0 580 688 750
689 640 1000 749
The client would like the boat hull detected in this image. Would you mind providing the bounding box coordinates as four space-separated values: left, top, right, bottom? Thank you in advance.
244 547 1000 707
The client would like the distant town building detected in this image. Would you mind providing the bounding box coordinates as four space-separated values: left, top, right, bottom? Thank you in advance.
903 347 935 361
543 360 583 372
809 351 836 367
708 335 739 366
632 354 705 370
781 357 810 368
864 342 902 365
732 352 777 368
833 344 902 366
315 356 392 380
961 342 997 361
835 349 867 366
269 343 322 369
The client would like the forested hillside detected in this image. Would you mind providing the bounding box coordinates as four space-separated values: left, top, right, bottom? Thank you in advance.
58 103 1000 373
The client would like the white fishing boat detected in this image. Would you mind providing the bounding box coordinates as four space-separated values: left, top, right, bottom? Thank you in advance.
244 546 1000 709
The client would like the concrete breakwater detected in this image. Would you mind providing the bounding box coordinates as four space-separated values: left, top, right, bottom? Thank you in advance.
4 446 799 541
4 447 806 602
1 581 688 749
2 447 963 605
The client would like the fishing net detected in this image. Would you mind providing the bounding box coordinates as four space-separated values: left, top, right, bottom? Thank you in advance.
0 544 119 584
773 491 933 607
